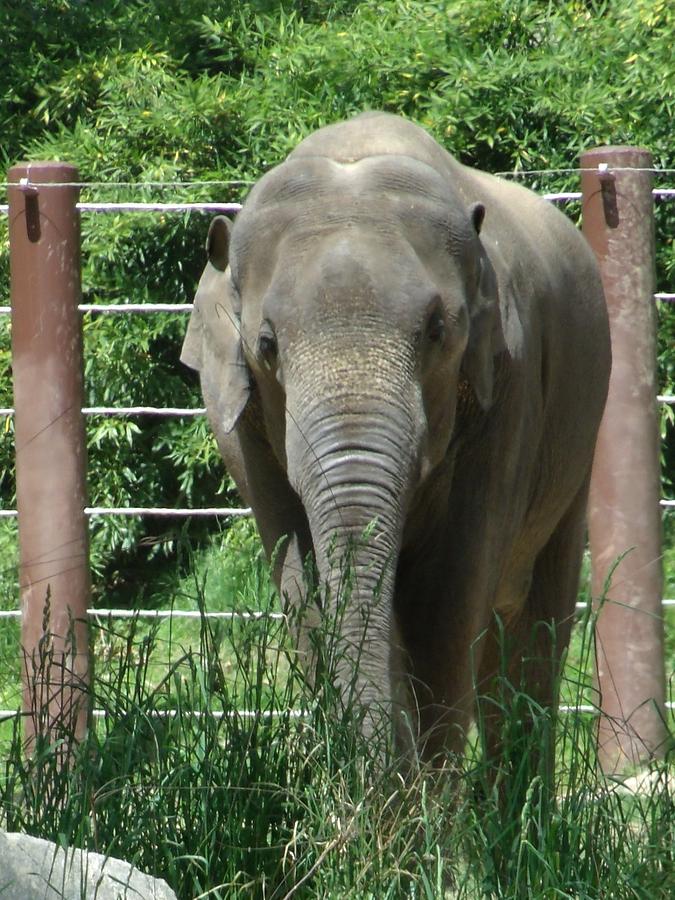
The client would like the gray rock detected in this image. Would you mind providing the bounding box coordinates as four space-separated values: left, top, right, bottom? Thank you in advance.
0 831 178 899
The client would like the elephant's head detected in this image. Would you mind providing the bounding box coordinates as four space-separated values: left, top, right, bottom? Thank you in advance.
181 153 502 733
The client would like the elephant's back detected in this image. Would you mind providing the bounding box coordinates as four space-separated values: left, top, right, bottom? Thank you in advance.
470 168 610 513
287 111 462 176
464 165 609 361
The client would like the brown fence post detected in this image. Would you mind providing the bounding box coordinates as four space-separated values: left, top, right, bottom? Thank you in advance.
8 162 91 752
581 147 667 775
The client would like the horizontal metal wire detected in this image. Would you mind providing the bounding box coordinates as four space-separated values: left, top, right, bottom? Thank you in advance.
0 608 285 620
1 702 674 723
542 189 675 201
2 187 675 217
79 303 194 313
3 391 674 418
543 192 581 202
0 202 241 215
0 406 207 416
0 304 195 315
82 406 206 416
0 507 251 518
1 599 673 622
90 608 285 620
0 179 251 189
86 506 251 517
77 201 242 213
3 500 674 518
2 289 674 317
4 168 675 187
0 707 308 722
496 167 675 177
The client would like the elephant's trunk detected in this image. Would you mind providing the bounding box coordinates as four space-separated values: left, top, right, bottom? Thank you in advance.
286 373 419 736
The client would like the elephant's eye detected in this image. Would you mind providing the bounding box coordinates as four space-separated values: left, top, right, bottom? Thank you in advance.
426 309 445 345
257 322 278 365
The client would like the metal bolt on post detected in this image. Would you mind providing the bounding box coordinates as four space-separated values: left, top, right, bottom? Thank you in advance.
8 162 91 752
582 147 667 775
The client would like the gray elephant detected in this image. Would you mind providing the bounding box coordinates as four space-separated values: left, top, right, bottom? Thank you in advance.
181 112 610 763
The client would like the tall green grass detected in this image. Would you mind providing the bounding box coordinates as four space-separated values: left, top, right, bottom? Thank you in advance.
1 529 673 899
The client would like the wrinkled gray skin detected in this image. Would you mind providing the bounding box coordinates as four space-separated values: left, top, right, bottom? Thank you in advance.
182 112 610 762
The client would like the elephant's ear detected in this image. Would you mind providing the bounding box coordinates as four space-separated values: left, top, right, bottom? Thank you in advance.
461 203 503 411
181 216 251 434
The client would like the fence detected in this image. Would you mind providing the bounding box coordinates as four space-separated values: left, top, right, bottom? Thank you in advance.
1 152 674 773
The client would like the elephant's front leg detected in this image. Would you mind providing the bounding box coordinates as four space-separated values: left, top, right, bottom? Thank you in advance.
394 561 493 765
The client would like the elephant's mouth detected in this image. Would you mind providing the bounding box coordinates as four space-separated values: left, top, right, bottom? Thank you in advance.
456 376 481 420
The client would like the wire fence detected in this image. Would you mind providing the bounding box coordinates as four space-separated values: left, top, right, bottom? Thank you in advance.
1 167 674 723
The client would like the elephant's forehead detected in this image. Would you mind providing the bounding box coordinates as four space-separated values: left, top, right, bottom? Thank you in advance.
250 153 456 201
231 155 474 278
239 156 469 232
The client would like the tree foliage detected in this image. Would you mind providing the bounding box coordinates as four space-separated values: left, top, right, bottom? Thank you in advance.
1 0 673 597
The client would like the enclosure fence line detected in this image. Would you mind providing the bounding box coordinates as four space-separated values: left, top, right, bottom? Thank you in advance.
1 155 673 773
4 185 675 216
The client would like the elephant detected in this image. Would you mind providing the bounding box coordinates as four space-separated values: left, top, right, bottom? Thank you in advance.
181 111 611 765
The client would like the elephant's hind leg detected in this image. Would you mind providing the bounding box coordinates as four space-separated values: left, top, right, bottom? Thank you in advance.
469 479 590 886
